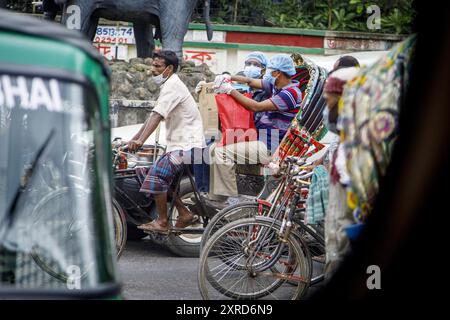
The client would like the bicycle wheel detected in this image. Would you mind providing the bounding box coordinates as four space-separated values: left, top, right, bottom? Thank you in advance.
166 177 205 257
30 187 124 282
30 187 94 282
112 199 127 258
294 219 326 285
198 217 312 300
200 201 269 250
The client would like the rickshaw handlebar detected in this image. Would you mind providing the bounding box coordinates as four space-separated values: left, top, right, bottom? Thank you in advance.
284 155 312 167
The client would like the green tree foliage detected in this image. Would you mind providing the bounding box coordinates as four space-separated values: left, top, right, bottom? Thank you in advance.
7 0 415 34
194 0 416 34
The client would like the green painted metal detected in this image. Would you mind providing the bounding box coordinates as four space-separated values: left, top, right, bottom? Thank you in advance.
0 29 111 149
0 30 110 119
0 24 118 298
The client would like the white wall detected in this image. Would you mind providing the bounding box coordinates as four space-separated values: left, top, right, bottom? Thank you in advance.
185 48 387 75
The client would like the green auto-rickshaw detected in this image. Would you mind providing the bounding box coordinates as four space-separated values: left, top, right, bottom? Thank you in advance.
0 10 124 298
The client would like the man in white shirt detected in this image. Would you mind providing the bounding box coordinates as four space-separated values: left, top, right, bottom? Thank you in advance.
127 50 206 234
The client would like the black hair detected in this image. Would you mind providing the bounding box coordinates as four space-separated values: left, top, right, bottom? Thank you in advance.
331 55 360 73
222 71 231 75
152 50 179 72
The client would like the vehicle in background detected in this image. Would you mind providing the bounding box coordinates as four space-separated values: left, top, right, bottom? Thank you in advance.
0 10 122 299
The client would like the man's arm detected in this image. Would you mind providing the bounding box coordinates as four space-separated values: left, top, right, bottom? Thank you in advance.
230 75 263 90
229 90 277 112
128 112 163 151
130 119 147 141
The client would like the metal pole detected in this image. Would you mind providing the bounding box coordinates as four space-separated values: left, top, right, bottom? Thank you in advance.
153 122 161 163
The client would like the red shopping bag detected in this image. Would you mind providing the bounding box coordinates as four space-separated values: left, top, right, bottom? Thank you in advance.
215 93 257 147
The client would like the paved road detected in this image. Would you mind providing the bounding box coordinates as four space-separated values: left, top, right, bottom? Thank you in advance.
117 237 324 300
117 238 202 300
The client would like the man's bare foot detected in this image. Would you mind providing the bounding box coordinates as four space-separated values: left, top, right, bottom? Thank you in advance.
154 218 169 229
174 205 197 228
177 207 193 220
138 219 169 234
174 214 198 229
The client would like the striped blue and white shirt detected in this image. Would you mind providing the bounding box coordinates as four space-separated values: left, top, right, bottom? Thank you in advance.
255 79 303 151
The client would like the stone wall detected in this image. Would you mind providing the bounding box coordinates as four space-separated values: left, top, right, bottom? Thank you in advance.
109 57 216 127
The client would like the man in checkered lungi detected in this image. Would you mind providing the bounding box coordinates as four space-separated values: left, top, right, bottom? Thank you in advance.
127 50 206 234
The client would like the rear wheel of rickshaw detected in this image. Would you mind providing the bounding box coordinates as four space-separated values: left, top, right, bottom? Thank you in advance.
166 178 204 257
200 201 268 251
29 187 94 282
198 217 312 300
30 187 127 282
199 174 282 250
112 199 127 258
126 221 148 240
113 175 154 241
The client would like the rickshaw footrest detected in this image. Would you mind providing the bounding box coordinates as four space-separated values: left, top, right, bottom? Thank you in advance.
170 228 205 235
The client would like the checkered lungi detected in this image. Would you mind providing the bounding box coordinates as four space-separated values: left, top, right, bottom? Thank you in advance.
135 150 185 194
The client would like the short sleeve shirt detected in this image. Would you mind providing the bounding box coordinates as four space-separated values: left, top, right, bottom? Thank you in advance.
152 74 206 152
254 79 302 150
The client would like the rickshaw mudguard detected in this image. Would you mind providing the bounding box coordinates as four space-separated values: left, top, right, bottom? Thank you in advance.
0 10 120 299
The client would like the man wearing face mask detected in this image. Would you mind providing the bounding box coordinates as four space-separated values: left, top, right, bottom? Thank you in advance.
127 50 206 234
194 51 268 98
242 52 271 121
242 52 267 79
207 54 302 206
191 52 270 199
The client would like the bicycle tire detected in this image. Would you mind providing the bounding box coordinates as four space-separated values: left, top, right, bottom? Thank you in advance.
200 201 266 250
29 187 93 282
112 199 127 258
165 177 204 257
198 217 312 300
30 187 124 282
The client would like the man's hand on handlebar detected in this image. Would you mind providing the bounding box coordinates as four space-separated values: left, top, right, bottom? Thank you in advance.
127 140 143 153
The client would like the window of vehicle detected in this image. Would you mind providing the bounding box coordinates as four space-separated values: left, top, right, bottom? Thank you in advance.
0 75 115 290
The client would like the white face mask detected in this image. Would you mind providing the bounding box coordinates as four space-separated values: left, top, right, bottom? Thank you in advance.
263 68 278 87
152 66 169 85
244 65 262 79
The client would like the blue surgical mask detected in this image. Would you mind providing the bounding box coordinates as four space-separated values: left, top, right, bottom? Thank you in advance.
152 66 169 85
244 65 262 79
263 69 277 87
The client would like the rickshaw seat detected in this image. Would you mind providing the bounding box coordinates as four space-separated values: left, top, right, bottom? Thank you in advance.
236 164 265 176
